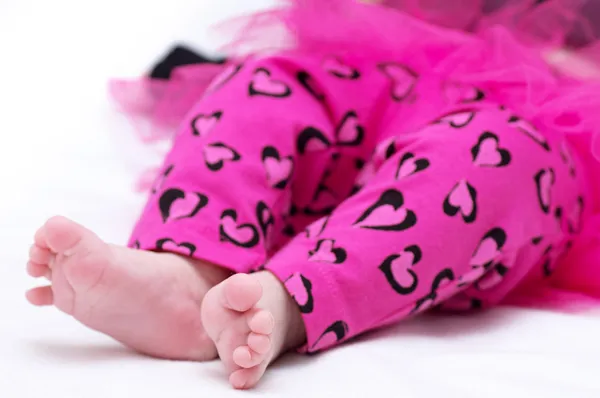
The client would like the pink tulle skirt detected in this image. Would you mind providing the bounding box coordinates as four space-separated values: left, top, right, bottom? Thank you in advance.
110 0 600 311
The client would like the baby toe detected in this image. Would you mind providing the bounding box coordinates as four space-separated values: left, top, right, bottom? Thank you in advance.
248 309 274 335
229 366 266 390
29 245 52 265
233 345 265 369
247 332 271 355
43 216 87 255
27 261 50 278
223 274 263 312
26 286 54 306
34 225 50 250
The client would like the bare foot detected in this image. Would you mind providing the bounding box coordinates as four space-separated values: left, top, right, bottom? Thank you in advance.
26 216 231 360
201 272 306 389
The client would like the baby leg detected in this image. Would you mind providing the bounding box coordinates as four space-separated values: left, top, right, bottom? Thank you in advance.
26 56 341 359
201 106 584 388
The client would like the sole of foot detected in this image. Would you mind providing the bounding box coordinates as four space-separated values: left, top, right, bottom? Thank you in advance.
26 216 231 360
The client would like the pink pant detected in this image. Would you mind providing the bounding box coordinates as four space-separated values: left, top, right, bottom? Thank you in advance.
129 54 588 352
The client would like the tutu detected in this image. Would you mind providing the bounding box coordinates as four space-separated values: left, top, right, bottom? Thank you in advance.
110 0 600 310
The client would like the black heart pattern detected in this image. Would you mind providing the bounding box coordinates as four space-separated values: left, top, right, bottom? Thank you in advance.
534 168 555 214
282 224 297 237
471 131 512 167
284 273 315 314
304 184 338 216
297 70 325 101
396 152 430 179
305 215 330 238
444 81 485 103
256 201 275 240
377 137 398 161
379 245 422 295
355 158 366 170
249 68 292 98
350 185 363 196
191 111 223 137
435 110 476 128
440 295 483 311
352 160 377 195
457 266 486 289
368 137 398 168
323 56 360 79
354 189 417 231
203 142 241 171
310 320 349 352
159 188 209 223
555 207 564 230
297 127 332 154
412 268 456 314
568 196 584 234
336 111 364 147
206 63 243 93
560 141 577 177
262 146 294 189
476 263 510 291
443 180 478 224
508 115 550 151
541 245 555 277
378 62 418 101
470 228 507 271
219 209 260 249
156 238 197 256
313 184 337 208
308 239 347 264
151 164 174 194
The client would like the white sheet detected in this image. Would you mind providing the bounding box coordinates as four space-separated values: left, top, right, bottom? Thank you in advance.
2 1 600 396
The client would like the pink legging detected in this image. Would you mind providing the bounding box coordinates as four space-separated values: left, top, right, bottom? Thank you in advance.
129 54 587 352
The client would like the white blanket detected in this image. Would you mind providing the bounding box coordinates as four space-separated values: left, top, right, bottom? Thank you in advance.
1 1 600 396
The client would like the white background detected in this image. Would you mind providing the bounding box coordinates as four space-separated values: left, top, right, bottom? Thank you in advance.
1 1 600 396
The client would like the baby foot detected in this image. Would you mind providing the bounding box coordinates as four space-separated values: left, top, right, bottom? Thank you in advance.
201 272 306 389
26 216 231 360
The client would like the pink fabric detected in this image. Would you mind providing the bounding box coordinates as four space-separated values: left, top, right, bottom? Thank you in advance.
129 55 587 352
110 63 227 143
114 0 600 317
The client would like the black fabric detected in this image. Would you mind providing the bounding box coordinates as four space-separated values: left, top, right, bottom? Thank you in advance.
149 45 227 80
